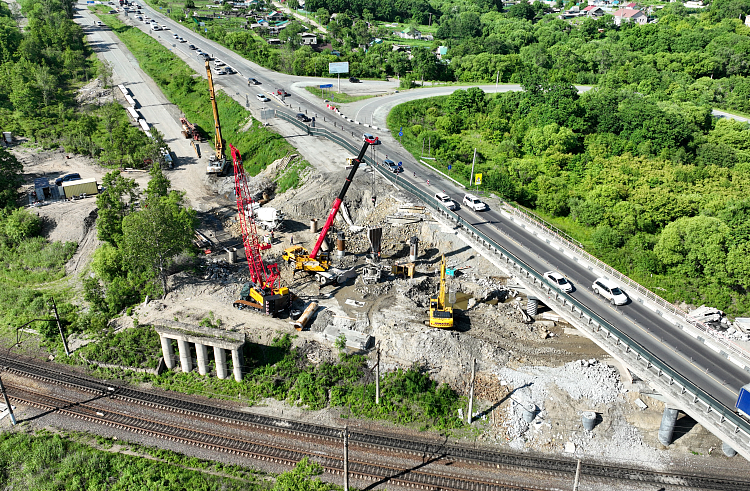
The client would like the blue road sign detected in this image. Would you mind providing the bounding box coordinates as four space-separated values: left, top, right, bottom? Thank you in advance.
448 164 452 170
398 131 403 137
398 162 402 166
320 84 333 88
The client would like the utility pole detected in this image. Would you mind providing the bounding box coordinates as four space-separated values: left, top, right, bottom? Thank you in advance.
469 148 477 187
467 358 476 424
375 347 380 405
0 375 16 425
496 71 499 88
572 459 581 490
50 297 70 356
343 426 349 491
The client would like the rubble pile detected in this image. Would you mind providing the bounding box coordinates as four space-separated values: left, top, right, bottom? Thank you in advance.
76 78 111 106
688 305 750 341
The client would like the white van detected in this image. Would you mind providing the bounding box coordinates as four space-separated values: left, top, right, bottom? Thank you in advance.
592 278 628 305
151 24 161 31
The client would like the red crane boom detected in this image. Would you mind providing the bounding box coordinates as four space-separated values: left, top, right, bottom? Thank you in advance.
230 144 280 290
309 137 377 259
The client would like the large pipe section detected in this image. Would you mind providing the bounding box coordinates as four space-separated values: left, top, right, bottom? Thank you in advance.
294 301 319 331
658 407 679 446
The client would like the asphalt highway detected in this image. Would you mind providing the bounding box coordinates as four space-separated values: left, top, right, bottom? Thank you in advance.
82 1 750 413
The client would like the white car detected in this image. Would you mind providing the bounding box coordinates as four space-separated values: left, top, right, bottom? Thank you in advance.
592 278 628 305
435 192 456 210
151 24 161 31
172 33 179 39
256 93 269 102
160 24 169 29
216 68 226 75
462 193 487 211
179 37 186 43
543 271 573 293
214 60 225 67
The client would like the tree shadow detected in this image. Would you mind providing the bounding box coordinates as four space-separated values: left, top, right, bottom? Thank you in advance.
18 392 111 424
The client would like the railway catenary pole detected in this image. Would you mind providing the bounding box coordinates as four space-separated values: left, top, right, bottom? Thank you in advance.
50 297 70 356
0 375 16 425
467 358 476 424
375 347 380 405
343 426 349 491
572 459 582 490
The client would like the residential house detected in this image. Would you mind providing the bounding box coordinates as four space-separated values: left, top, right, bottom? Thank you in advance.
266 11 284 21
300 32 317 45
583 5 605 17
746 14 750 27
398 28 421 40
436 46 448 59
624 2 638 7
267 38 281 45
612 8 647 25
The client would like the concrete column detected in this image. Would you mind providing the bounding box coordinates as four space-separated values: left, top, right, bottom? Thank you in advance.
195 343 208 376
231 348 244 382
658 407 679 446
160 335 175 369
722 442 737 457
527 297 538 316
177 338 192 373
214 346 227 379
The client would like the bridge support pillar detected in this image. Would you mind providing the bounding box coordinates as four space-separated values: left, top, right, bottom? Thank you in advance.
231 348 244 382
195 343 208 376
722 442 737 457
214 346 227 379
658 407 679 446
177 338 193 373
160 335 175 369
527 297 538 316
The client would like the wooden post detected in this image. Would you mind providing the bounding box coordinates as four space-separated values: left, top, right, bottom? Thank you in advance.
343 426 349 491
572 459 581 490
50 297 70 356
375 347 380 405
467 358 476 424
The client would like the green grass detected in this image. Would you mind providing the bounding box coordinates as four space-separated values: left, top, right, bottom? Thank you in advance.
303 86 377 104
0 431 265 490
93 8 295 176
78 325 162 369
276 158 311 193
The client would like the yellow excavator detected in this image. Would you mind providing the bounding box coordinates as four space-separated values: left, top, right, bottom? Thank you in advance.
205 60 230 176
429 255 453 329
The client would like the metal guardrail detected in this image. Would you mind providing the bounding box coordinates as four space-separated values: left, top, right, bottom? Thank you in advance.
502 204 750 361
273 109 750 441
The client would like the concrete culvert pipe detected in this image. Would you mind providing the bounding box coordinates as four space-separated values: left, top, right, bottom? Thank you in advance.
310 218 318 233
582 411 597 431
522 404 537 423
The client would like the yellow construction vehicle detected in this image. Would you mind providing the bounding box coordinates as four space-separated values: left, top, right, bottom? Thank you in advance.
205 60 230 176
429 255 453 329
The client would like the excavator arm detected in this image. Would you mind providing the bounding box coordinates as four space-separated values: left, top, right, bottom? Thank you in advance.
205 60 224 162
309 136 378 259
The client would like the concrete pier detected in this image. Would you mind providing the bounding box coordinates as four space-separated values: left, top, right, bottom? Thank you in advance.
231 348 244 382
214 346 227 379
658 407 680 446
177 338 192 373
160 335 175 369
722 442 737 457
154 321 246 381
195 343 208 376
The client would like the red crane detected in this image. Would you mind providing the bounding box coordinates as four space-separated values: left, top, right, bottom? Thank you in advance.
230 144 289 315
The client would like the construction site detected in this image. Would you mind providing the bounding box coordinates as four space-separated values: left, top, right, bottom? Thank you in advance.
10 58 750 490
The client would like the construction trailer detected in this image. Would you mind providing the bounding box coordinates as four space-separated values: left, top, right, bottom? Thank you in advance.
32 177 60 202
61 178 98 199
126 106 140 122
124 94 138 108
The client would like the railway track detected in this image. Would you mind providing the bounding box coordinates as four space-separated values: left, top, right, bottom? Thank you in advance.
6 383 540 491
4 356 748 491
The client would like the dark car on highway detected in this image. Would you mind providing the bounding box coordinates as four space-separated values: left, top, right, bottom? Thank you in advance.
248 78 260 85
55 173 81 186
349 77 359 83
295 113 310 122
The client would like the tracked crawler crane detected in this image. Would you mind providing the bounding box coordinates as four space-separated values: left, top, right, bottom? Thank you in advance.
230 144 290 316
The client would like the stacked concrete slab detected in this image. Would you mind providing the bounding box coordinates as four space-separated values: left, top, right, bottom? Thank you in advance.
154 320 245 382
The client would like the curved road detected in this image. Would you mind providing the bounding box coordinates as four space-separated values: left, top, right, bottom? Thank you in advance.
81 2 750 414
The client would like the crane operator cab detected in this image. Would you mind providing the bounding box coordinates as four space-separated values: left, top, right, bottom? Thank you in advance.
234 281 290 317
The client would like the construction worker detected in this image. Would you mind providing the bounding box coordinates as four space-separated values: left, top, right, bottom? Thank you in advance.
290 235 294 245
270 230 275 243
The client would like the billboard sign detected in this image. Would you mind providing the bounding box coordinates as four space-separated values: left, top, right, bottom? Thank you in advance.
328 62 349 74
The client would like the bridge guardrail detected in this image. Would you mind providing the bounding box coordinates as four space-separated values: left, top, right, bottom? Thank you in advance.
501 203 750 361
369 162 750 447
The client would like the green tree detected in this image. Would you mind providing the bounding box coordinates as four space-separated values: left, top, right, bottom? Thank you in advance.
654 216 731 280
508 2 535 20
184 0 195 8
121 191 196 296
96 171 139 247
3 207 41 243
272 457 339 491
0 147 23 209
